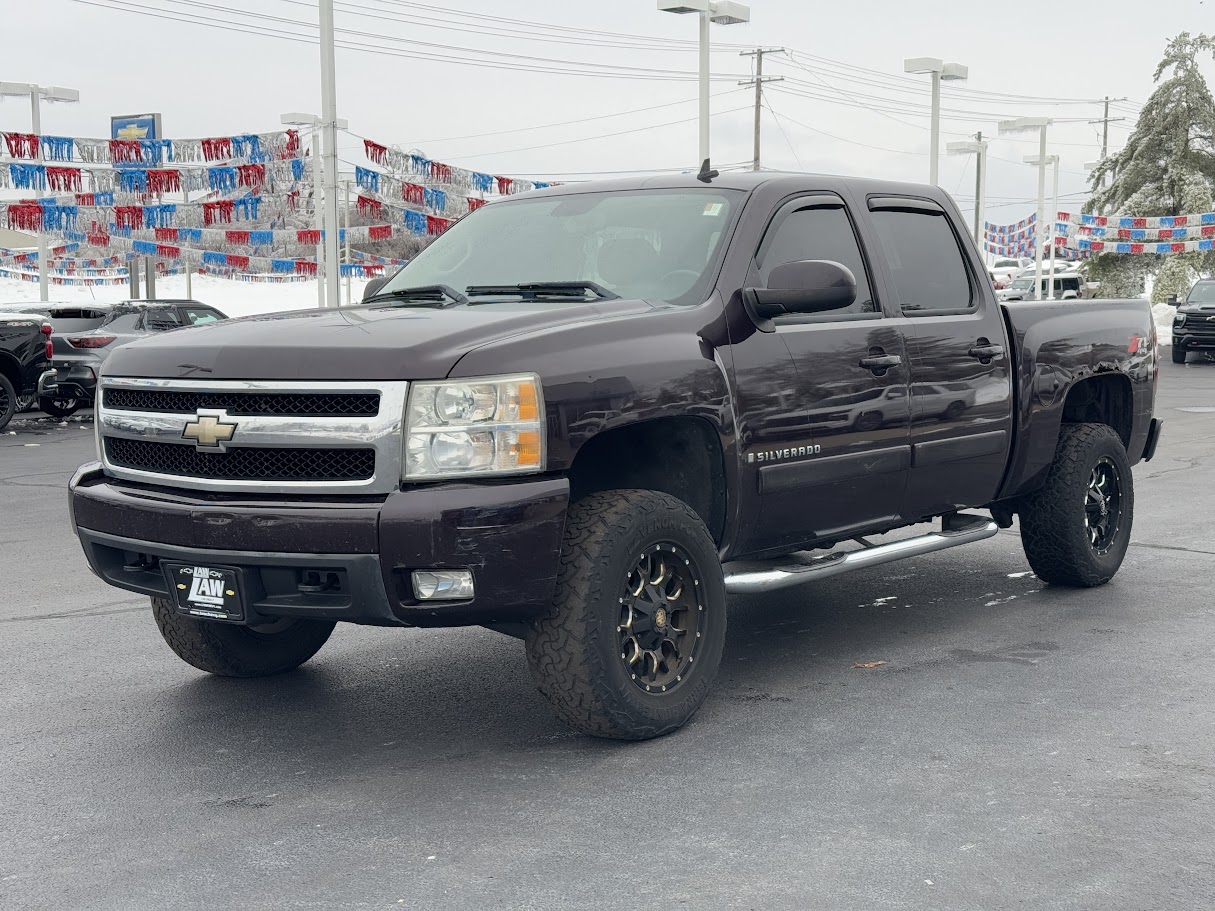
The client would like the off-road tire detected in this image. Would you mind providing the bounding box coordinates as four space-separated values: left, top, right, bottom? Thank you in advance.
0 374 16 432
1172 346 1186 364
39 395 80 418
151 598 335 677
1019 423 1133 587
526 489 727 740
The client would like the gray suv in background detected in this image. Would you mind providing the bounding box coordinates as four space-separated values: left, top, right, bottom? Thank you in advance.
36 300 226 417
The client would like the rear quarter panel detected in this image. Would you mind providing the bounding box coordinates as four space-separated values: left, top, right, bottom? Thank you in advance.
998 298 1156 499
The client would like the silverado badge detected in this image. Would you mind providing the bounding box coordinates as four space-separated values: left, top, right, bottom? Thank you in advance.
182 412 238 450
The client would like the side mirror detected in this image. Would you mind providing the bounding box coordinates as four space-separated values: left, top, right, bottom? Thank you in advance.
1167 294 1180 306
362 276 390 301
744 260 857 325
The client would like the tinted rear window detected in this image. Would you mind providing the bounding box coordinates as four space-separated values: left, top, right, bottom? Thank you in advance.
870 209 973 312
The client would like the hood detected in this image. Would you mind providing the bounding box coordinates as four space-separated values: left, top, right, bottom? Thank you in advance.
101 298 657 381
1178 301 1215 315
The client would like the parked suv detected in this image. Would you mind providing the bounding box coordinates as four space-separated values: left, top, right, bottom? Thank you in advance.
38 300 227 416
0 309 50 430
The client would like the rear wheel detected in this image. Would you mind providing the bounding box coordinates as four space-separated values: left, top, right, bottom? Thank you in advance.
1172 346 1187 364
1019 423 1133 587
38 395 80 418
854 411 883 433
526 490 727 740
0 375 16 432
151 598 335 676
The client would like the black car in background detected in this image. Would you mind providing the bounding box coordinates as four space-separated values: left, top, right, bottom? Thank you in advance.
1170 279 1215 363
0 308 50 431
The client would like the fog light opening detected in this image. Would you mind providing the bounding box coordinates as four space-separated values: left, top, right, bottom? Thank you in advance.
412 570 475 601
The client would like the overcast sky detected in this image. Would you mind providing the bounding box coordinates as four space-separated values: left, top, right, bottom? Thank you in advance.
4 0 1212 227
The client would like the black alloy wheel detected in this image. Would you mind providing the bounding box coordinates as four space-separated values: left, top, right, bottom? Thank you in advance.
619 543 703 694
1084 457 1123 555
0 374 16 432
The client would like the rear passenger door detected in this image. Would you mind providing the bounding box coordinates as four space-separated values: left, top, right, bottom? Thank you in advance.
864 197 1014 520
749 193 913 543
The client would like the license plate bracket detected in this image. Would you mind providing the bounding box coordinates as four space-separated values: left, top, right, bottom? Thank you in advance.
162 563 246 622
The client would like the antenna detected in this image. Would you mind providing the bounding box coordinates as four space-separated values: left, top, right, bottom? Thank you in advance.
696 158 719 183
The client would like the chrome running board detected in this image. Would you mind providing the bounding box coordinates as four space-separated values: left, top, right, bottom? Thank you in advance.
722 515 1000 594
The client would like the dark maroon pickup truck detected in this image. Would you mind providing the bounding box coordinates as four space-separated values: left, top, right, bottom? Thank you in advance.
69 171 1162 740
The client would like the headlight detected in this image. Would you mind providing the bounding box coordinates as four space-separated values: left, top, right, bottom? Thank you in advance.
404 373 545 479
1174 313 1186 327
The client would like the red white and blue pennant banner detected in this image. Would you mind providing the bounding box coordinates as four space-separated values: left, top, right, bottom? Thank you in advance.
1 130 300 165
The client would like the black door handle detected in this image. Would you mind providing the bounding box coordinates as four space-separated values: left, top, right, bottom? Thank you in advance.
968 344 1004 360
860 355 903 370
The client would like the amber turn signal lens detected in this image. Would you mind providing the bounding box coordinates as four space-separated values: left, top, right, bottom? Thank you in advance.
516 382 539 422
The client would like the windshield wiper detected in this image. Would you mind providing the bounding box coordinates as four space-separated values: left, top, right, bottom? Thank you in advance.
464 281 619 302
363 284 468 307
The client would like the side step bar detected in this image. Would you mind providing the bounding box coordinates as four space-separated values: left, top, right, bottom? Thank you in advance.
722 516 1000 594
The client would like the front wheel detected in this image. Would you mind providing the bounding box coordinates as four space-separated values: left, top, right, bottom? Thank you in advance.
0 374 16 432
526 490 727 740
1172 346 1187 364
1018 423 1133 587
151 598 335 676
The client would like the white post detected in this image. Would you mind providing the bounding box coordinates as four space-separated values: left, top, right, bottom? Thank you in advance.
313 123 325 309
319 0 341 309
1048 156 1060 298
343 179 351 306
183 183 192 299
30 87 49 302
1033 126 1047 301
698 9 710 164
929 71 941 185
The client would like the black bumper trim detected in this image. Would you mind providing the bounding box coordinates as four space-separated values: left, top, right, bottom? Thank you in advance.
76 527 401 626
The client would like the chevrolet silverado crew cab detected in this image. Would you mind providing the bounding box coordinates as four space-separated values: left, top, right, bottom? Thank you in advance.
70 171 1163 740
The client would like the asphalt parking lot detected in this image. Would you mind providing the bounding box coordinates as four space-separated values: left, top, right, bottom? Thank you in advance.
2 358 1214 911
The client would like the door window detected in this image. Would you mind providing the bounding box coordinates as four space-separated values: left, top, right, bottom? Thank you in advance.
182 307 224 325
144 309 182 331
758 204 876 314
869 209 973 312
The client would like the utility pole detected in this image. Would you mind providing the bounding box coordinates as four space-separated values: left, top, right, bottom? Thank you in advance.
973 131 984 246
739 48 784 171
183 184 192 299
1088 96 1127 188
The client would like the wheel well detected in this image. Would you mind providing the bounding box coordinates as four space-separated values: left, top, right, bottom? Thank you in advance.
567 416 727 546
0 352 20 391
1061 374 1132 449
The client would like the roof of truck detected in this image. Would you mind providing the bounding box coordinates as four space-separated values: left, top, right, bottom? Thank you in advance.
501 170 948 202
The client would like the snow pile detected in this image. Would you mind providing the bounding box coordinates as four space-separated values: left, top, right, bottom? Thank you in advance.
1152 302 1176 345
0 275 371 319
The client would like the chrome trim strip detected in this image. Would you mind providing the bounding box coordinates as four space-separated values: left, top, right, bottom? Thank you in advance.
98 377 408 495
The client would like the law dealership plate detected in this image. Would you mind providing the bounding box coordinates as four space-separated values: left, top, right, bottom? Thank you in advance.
163 563 245 622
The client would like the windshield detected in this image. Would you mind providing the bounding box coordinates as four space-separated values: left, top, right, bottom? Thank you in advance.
379 188 742 305
1010 278 1034 290
1188 282 1215 303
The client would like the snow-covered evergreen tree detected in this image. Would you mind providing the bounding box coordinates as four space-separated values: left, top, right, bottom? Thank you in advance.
1085 32 1215 301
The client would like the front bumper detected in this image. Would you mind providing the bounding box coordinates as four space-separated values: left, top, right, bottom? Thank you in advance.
39 364 97 402
1173 333 1215 351
69 463 569 627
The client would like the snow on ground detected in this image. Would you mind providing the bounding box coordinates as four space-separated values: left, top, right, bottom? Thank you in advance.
0 275 371 318
1152 302 1176 345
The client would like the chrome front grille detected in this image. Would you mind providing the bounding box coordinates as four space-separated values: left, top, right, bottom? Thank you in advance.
103 388 381 417
97 377 409 494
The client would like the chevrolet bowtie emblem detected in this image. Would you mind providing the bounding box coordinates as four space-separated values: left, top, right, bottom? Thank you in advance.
182 412 237 450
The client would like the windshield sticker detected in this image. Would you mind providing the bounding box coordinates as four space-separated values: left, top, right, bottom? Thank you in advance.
703 202 724 217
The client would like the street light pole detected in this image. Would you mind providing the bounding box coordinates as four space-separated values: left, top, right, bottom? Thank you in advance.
319 0 342 310
659 1 751 165
1000 117 1053 301
903 58 967 185
282 112 346 308
0 82 80 302
947 134 989 247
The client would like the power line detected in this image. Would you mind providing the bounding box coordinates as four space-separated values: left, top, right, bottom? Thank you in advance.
763 102 804 171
